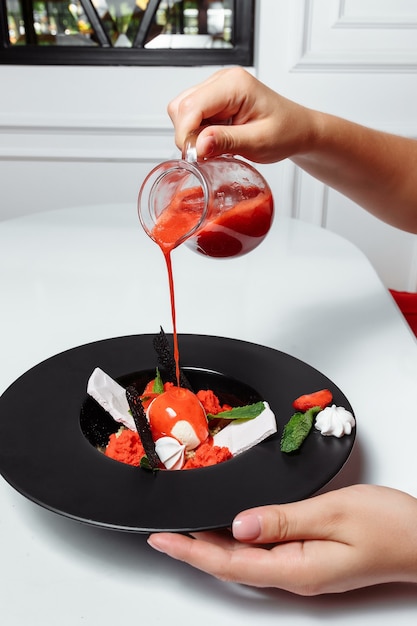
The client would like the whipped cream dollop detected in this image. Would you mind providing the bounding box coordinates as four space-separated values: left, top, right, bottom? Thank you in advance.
314 404 355 438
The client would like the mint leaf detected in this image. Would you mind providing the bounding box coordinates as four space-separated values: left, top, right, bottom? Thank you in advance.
207 401 265 421
280 406 322 453
140 456 160 473
153 367 164 394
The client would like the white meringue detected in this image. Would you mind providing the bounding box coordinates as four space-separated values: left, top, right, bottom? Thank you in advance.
314 404 355 438
212 402 277 455
155 436 186 470
87 367 135 431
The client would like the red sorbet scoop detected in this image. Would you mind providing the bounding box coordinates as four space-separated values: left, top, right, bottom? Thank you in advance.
147 386 209 451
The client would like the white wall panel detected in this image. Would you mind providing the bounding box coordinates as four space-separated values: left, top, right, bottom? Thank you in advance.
292 0 417 71
342 0 417 21
0 65 216 219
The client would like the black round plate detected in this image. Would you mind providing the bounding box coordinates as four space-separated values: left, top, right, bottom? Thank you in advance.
0 334 355 533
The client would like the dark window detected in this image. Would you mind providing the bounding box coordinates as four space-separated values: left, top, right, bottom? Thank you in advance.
0 0 254 65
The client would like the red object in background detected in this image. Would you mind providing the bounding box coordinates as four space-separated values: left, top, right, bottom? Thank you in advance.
389 290 417 337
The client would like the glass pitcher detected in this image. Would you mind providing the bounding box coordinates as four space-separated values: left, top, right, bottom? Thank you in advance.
138 132 274 258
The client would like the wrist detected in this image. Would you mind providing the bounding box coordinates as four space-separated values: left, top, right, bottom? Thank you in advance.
292 108 328 161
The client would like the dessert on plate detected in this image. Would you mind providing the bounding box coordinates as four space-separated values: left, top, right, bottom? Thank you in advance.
83 330 355 471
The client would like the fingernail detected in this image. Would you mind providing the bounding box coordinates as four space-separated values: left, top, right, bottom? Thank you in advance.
232 514 261 541
147 535 165 553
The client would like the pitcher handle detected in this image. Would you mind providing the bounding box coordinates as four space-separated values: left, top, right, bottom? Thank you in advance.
182 129 199 163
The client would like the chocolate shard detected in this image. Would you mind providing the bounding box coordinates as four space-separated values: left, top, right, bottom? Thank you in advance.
153 326 193 390
126 386 160 470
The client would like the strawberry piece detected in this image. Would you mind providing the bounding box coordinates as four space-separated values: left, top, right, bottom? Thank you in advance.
292 389 333 412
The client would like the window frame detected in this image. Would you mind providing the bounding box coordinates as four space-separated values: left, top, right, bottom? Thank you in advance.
0 0 255 66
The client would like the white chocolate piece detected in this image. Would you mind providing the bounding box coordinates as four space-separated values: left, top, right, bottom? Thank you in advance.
212 402 277 455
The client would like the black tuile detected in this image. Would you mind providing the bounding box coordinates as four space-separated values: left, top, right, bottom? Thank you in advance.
152 326 193 390
126 386 160 470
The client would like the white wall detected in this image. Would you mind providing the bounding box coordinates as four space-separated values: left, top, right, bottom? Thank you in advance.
1 0 416 290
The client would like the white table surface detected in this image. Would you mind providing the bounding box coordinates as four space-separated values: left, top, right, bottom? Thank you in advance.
1 203 416 623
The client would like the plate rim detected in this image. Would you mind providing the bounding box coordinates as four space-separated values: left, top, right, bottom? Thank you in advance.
0 333 356 533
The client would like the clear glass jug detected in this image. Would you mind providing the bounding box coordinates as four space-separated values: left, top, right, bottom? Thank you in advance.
138 132 274 258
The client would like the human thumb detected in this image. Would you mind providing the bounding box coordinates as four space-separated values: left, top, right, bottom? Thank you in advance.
232 493 340 544
196 126 240 159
